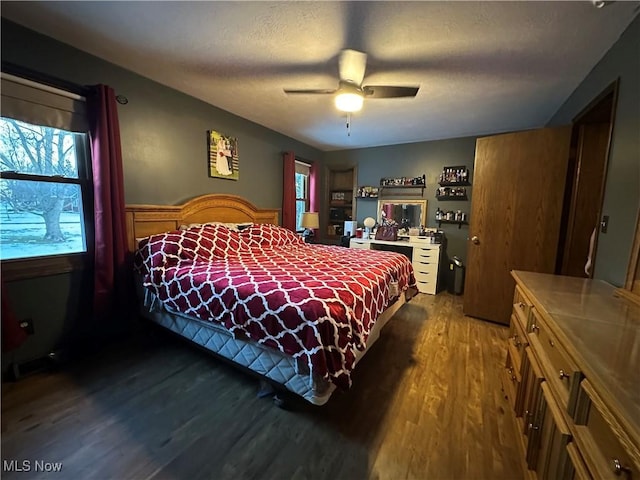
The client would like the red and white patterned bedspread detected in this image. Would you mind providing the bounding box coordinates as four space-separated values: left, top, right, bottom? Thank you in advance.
136 224 415 390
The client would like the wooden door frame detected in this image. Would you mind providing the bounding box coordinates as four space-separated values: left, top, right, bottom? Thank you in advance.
557 79 619 277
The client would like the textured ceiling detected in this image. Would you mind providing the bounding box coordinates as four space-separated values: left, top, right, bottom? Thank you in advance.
2 1 638 151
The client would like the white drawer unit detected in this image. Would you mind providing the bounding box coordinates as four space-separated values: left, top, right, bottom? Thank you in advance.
349 238 371 249
412 244 441 295
349 238 442 294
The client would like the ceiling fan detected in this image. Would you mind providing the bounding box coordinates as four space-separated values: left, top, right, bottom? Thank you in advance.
284 49 419 112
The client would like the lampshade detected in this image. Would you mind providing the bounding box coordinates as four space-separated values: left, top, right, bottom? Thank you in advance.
334 84 364 112
363 217 376 229
301 212 319 229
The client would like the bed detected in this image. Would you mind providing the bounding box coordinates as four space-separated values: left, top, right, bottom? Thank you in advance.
126 194 416 406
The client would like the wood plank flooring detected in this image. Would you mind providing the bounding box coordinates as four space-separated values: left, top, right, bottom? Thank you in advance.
1 293 523 480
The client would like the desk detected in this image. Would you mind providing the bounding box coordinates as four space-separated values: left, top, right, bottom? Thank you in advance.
350 237 442 294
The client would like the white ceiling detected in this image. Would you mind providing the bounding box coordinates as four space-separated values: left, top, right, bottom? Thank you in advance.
2 1 638 151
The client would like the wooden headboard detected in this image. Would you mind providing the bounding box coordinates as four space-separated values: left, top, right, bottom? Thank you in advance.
125 194 280 252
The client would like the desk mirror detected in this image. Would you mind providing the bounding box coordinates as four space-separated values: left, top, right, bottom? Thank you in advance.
377 199 427 230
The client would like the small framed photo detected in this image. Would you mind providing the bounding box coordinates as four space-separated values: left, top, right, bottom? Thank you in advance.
208 130 239 180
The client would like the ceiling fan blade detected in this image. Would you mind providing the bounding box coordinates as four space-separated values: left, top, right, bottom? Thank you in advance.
283 88 336 95
338 49 367 86
363 85 420 98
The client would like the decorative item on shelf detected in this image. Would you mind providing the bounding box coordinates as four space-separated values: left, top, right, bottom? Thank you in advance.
380 174 426 187
356 186 379 198
300 212 319 243
331 191 347 204
436 186 467 200
438 166 470 185
435 208 468 229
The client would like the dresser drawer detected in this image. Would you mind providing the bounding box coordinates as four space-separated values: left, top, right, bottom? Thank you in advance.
349 239 370 249
513 285 533 331
413 248 440 265
573 380 639 480
565 441 591 480
413 260 439 277
528 310 582 414
503 349 521 411
508 314 527 373
415 278 437 295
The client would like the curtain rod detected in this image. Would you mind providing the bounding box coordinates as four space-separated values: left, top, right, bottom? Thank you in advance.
1 72 85 102
1 60 91 99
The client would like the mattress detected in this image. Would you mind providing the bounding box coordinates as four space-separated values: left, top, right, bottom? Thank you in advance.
137 282 403 405
136 223 415 391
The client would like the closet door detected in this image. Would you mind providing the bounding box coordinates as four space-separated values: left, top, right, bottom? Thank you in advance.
463 127 571 325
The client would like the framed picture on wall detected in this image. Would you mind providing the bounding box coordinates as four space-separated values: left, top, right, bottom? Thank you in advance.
208 130 239 180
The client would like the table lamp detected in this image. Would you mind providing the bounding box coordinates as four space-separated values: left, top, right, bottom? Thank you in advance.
301 212 320 242
364 217 376 238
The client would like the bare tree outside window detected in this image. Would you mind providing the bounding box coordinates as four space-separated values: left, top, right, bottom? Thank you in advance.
0 118 87 260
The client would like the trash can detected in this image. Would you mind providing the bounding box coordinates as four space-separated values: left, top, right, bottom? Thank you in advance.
448 256 465 295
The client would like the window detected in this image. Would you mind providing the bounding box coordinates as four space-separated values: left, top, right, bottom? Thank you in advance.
0 119 90 260
295 161 310 231
0 73 92 277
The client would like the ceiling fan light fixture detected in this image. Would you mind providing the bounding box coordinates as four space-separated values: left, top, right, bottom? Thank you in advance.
335 86 364 112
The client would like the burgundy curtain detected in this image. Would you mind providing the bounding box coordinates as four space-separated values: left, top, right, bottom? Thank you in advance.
89 85 130 317
282 151 296 231
309 161 318 213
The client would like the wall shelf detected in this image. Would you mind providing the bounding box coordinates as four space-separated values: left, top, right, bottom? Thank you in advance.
438 180 471 187
325 167 356 242
438 166 470 186
379 185 425 197
437 219 468 229
436 194 468 201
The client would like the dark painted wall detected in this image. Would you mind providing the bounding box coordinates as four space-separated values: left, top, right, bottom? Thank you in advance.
548 15 639 286
1 20 321 208
323 137 477 263
1 19 322 369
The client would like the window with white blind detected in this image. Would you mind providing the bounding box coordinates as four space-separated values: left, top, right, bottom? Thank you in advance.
0 73 92 277
294 160 311 231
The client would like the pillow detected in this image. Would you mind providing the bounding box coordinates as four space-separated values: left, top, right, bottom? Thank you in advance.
179 224 246 259
241 223 304 248
179 221 253 232
136 231 184 280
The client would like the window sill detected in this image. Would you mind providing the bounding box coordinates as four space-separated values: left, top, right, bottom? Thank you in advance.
1 254 89 281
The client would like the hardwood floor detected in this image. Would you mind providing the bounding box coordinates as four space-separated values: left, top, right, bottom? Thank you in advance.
1 293 523 480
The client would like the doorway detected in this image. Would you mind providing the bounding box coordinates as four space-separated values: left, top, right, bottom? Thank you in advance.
556 81 618 278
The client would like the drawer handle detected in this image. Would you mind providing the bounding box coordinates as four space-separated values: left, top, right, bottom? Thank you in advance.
518 302 526 309
531 324 539 333
548 338 555 348
612 458 632 476
511 375 517 382
559 369 570 380
507 367 514 375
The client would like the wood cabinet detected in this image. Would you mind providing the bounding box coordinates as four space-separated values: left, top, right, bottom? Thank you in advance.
504 271 640 480
324 167 356 243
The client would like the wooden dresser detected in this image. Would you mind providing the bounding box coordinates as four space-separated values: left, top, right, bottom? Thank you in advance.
504 270 639 479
